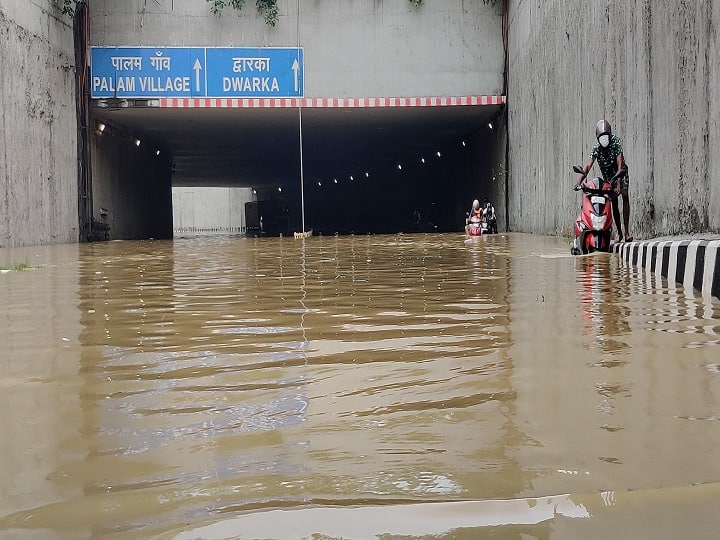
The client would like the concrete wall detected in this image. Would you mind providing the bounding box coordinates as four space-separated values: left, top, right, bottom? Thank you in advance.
88 0 505 98
0 1 78 248
9 0 719 245
90 130 173 240
507 0 719 239
87 0 506 239
172 186 254 235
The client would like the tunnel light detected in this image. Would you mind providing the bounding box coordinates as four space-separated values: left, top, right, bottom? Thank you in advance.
96 122 106 135
397 164 402 170
350 175 354 181
421 157 426 164
155 149 160 156
278 187 282 192
436 151 441 158
134 138 141 147
317 181 322 186
365 172 369 178
488 122 494 130
462 140 466 147
333 178 338 184
253 189 257 194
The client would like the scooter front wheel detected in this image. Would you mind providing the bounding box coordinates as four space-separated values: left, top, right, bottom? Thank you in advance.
601 230 612 251
572 233 588 255
585 232 598 254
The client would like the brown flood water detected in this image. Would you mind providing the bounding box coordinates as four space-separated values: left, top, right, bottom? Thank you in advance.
1 232 720 539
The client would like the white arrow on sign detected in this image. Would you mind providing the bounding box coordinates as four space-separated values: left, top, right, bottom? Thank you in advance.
193 58 203 93
292 58 300 93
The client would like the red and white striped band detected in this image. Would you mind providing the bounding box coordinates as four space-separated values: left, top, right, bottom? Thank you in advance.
158 95 505 108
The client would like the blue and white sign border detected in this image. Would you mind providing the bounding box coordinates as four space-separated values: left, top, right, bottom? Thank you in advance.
90 46 304 99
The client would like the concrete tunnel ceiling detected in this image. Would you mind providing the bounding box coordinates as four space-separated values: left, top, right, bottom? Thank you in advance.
92 102 504 191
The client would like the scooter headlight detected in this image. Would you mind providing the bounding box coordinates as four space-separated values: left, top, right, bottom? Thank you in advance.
590 214 607 230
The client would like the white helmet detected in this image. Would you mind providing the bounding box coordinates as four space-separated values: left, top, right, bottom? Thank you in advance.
472 199 480 211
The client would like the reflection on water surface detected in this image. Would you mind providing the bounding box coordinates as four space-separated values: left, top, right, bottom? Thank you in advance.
0 233 719 539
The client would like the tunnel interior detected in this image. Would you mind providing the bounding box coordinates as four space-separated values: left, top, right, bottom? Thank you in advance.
91 101 506 237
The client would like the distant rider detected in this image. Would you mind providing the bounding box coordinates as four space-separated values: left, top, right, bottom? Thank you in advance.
467 199 482 222
574 119 632 242
466 199 482 233
483 202 498 234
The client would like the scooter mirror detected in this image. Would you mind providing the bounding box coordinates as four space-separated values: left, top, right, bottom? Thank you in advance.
572 165 584 174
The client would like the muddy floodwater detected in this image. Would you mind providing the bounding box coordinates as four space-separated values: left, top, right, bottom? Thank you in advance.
1 233 720 539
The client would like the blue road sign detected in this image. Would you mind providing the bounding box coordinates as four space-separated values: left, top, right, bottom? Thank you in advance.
90 46 304 99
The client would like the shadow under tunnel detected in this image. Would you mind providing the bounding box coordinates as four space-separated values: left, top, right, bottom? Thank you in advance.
90 103 507 239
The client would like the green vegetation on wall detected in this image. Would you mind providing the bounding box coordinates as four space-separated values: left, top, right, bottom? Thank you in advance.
208 0 500 25
60 0 500 26
208 0 279 26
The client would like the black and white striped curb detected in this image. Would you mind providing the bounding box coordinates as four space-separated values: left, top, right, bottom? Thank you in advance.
612 239 720 300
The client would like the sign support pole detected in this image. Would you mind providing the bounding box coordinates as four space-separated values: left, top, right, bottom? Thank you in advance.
297 0 306 234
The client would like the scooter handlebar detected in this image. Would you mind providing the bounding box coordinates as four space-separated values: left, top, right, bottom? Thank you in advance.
576 183 615 195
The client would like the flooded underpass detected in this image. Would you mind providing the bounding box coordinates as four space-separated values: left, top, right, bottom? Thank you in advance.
1 233 719 539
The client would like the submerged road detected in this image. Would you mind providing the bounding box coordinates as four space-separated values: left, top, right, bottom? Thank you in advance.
0 232 719 538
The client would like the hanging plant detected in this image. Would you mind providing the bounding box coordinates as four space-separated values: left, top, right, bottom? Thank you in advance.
410 0 499 5
208 0 279 27
59 0 81 16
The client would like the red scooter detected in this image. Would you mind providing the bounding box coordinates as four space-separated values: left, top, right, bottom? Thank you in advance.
467 214 482 237
571 165 625 255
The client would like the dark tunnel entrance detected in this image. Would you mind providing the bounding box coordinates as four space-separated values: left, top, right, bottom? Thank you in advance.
91 100 507 238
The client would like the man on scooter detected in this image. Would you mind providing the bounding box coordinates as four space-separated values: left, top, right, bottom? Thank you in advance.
466 199 482 222
574 120 632 242
465 199 482 234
